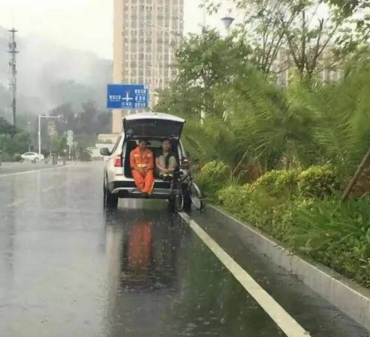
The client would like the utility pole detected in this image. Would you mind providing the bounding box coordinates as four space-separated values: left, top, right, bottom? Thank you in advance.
8 28 19 128
28 121 31 151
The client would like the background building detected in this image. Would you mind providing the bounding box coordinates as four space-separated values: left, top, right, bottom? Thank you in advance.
112 0 184 133
271 46 343 87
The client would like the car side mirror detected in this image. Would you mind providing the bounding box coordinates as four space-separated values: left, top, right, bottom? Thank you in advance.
100 148 111 156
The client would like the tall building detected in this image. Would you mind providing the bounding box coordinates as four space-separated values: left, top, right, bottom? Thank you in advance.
112 0 184 133
271 46 343 87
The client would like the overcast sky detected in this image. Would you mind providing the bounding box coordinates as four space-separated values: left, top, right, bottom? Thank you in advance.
0 0 230 59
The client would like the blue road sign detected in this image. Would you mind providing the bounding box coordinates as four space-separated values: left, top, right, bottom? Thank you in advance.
107 84 149 109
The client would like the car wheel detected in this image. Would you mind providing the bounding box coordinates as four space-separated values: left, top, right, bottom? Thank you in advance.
169 181 184 213
104 177 118 209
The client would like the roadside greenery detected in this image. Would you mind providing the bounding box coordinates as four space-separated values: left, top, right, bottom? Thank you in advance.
0 100 103 162
197 162 370 288
154 25 370 288
0 118 31 161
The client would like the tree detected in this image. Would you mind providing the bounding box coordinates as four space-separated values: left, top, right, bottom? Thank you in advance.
203 0 370 78
0 117 16 136
50 100 112 136
51 103 76 134
155 29 251 119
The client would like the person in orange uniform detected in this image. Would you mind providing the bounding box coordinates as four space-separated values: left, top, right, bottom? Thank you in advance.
130 139 155 195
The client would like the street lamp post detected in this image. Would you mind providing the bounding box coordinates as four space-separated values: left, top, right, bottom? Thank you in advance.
38 115 61 160
221 16 235 31
28 121 31 151
221 8 235 32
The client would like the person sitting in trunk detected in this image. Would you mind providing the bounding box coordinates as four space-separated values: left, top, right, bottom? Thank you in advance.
156 138 178 181
130 139 155 195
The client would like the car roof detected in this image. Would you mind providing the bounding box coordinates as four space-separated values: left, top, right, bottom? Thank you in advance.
123 112 185 123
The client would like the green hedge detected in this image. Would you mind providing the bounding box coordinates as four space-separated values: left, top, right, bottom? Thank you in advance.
80 150 92 162
196 160 230 199
0 152 13 162
297 165 338 197
289 197 370 287
213 165 370 289
13 153 22 162
253 170 300 197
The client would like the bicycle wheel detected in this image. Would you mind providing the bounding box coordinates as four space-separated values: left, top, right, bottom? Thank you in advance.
173 181 184 212
189 181 204 211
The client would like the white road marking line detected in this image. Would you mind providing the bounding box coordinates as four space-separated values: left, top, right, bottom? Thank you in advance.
0 165 72 178
6 198 26 208
179 212 311 337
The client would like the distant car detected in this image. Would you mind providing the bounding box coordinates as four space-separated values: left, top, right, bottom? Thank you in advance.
21 152 44 163
100 112 192 209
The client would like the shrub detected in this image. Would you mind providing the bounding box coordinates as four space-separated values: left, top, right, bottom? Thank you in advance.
196 160 230 198
80 150 92 162
254 169 300 197
218 181 293 241
289 196 370 287
13 153 22 162
218 184 253 215
0 151 12 162
298 165 338 197
214 164 370 288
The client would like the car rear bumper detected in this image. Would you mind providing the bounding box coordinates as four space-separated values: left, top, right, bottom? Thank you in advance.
109 181 173 199
113 188 172 199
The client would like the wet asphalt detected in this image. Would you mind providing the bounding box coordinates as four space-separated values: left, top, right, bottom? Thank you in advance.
0 163 369 337
0 162 67 176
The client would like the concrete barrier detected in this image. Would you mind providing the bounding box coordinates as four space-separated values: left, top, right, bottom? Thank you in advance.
207 205 370 332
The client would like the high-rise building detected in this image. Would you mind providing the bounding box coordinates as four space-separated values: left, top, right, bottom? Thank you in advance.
271 46 343 87
112 0 184 133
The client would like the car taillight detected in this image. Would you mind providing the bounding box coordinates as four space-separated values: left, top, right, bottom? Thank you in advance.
181 157 190 170
114 156 122 167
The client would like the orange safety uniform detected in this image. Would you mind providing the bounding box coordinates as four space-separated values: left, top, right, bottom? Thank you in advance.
130 147 155 194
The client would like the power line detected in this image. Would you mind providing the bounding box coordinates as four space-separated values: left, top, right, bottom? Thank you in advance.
8 28 19 128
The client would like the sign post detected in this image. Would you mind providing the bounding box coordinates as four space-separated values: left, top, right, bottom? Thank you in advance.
107 84 149 110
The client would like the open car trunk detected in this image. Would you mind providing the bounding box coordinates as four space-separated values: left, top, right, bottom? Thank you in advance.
123 114 185 140
123 139 180 179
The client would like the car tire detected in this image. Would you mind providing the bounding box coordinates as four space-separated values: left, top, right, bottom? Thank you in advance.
104 178 118 209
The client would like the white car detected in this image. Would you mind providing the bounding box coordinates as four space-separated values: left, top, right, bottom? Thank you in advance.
21 152 44 163
100 113 192 209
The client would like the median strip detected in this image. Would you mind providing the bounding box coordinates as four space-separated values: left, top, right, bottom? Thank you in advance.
179 212 311 337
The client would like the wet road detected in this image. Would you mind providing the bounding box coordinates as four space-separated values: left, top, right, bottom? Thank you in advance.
0 162 67 176
0 164 369 337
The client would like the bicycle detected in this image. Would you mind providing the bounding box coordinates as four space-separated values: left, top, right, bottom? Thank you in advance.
170 170 204 212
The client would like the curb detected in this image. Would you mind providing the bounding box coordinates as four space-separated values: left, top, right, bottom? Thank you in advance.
207 205 370 332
